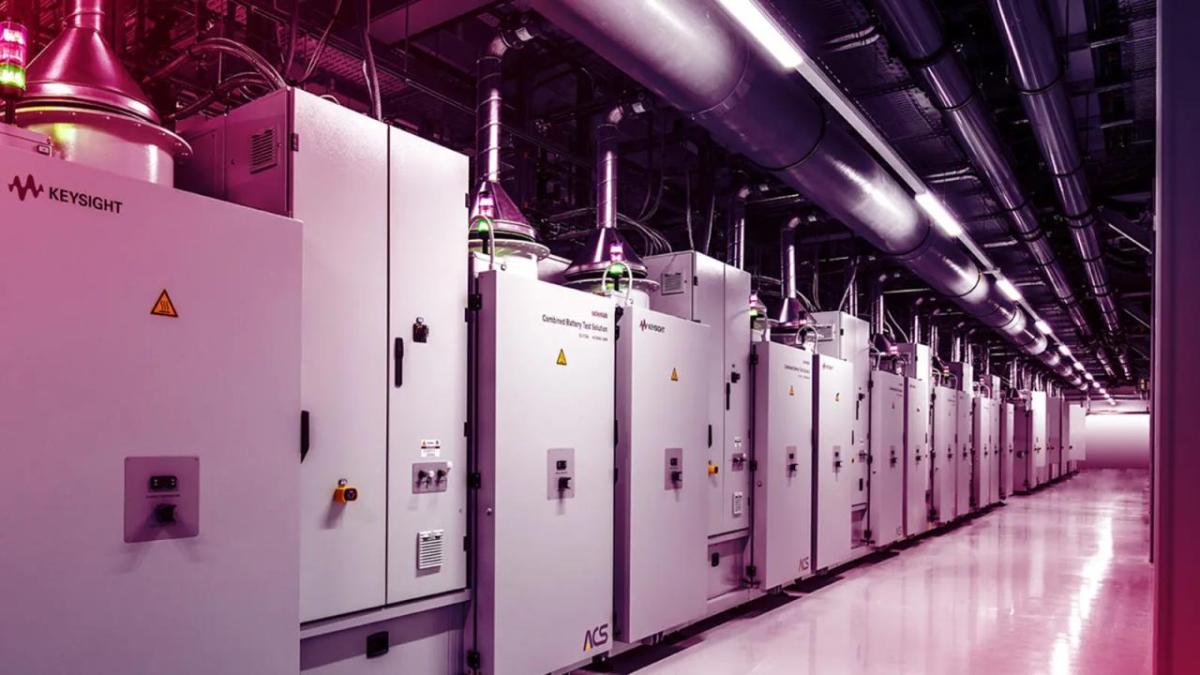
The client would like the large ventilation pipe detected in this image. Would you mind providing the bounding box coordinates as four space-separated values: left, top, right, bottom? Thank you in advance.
777 216 807 330
565 104 648 281
869 0 1109 377
727 182 752 270
528 0 1069 378
17 0 190 184
987 0 1130 381
468 26 537 241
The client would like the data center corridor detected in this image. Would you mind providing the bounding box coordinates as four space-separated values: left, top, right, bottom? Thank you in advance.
599 470 1152 675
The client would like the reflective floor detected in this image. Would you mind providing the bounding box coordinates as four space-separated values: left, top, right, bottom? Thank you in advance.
629 469 1152 675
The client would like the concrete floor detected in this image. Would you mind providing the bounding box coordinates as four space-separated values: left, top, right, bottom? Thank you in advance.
622 469 1152 675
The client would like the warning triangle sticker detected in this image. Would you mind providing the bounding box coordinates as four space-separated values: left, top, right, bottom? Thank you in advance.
151 289 178 318
671 368 679 382
556 349 568 366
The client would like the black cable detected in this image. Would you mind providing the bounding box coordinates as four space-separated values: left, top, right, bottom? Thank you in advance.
358 0 382 119
282 0 300 81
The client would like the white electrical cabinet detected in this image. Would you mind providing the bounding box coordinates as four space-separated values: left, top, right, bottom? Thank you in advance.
869 370 906 547
1066 404 1088 469
1046 396 1064 481
471 271 615 675
989 398 1002 504
811 312 871 547
954 390 973 517
0 147 302 674
179 88 470 622
615 307 710 643
644 252 752 602
930 385 957 524
972 397 994 509
1000 402 1016 498
812 354 856 571
904 378 931 538
752 341 814 588
1014 391 1047 493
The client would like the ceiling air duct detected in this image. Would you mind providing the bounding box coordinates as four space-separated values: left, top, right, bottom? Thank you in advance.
529 0 1082 384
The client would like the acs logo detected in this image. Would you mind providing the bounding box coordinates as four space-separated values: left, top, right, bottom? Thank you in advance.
582 623 610 652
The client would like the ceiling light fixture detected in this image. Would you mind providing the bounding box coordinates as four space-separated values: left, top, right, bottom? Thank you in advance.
915 193 965 237
713 0 804 69
996 277 1023 301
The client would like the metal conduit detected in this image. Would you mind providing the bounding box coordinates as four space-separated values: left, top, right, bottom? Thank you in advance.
528 0 1077 380
988 0 1131 381
871 0 1108 381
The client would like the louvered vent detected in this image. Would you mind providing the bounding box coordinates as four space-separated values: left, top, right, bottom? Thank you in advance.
417 530 445 571
661 272 684 295
249 127 278 174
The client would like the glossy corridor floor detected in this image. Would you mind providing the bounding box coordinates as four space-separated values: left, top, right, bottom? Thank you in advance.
624 469 1151 675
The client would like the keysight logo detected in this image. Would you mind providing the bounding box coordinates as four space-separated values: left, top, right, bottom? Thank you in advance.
639 319 666 334
7 173 123 214
8 174 43 201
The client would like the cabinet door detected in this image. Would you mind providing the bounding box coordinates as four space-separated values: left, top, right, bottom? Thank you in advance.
294 93 390 622
387 130 470 604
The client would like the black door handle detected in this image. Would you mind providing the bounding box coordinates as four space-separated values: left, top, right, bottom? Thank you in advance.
394 337 404 388
300 410 310 462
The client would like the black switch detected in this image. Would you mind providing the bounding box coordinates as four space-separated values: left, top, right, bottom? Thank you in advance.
558 476 572 492
671 470 683 483
412 318 429 343
366 631 389 659
153 503 177 525
556 460 568 471
148 475 178 492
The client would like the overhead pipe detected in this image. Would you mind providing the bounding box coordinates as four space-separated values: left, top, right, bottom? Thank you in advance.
529 0 1066 376
987 0 1130 380
870 0 1104 375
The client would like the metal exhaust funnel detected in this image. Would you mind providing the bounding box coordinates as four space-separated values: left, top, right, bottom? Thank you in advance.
17 0 189 184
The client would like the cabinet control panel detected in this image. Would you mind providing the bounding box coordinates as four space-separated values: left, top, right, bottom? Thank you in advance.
124 456 199 543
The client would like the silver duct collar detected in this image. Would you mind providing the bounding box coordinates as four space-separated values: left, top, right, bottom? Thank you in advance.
469 180 537 241
563 227 647 281
21 0 159 123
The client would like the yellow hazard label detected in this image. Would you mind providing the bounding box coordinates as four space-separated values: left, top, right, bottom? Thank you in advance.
671 368 679 382
556 349 568 366
151 289 178 318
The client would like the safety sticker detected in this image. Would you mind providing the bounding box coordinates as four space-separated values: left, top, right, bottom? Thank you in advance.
556 348 568 366
151 289 178 318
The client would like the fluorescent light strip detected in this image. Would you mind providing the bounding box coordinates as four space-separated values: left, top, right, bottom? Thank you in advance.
996 278 1023 302
1058 344 1072 357
1034 319 1052 335
713 0 803 69
915 193 964 237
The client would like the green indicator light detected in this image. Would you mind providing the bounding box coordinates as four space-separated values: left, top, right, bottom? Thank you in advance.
750 309 760 318
0 63 25 90
472 216 493 233
606 262 627 276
